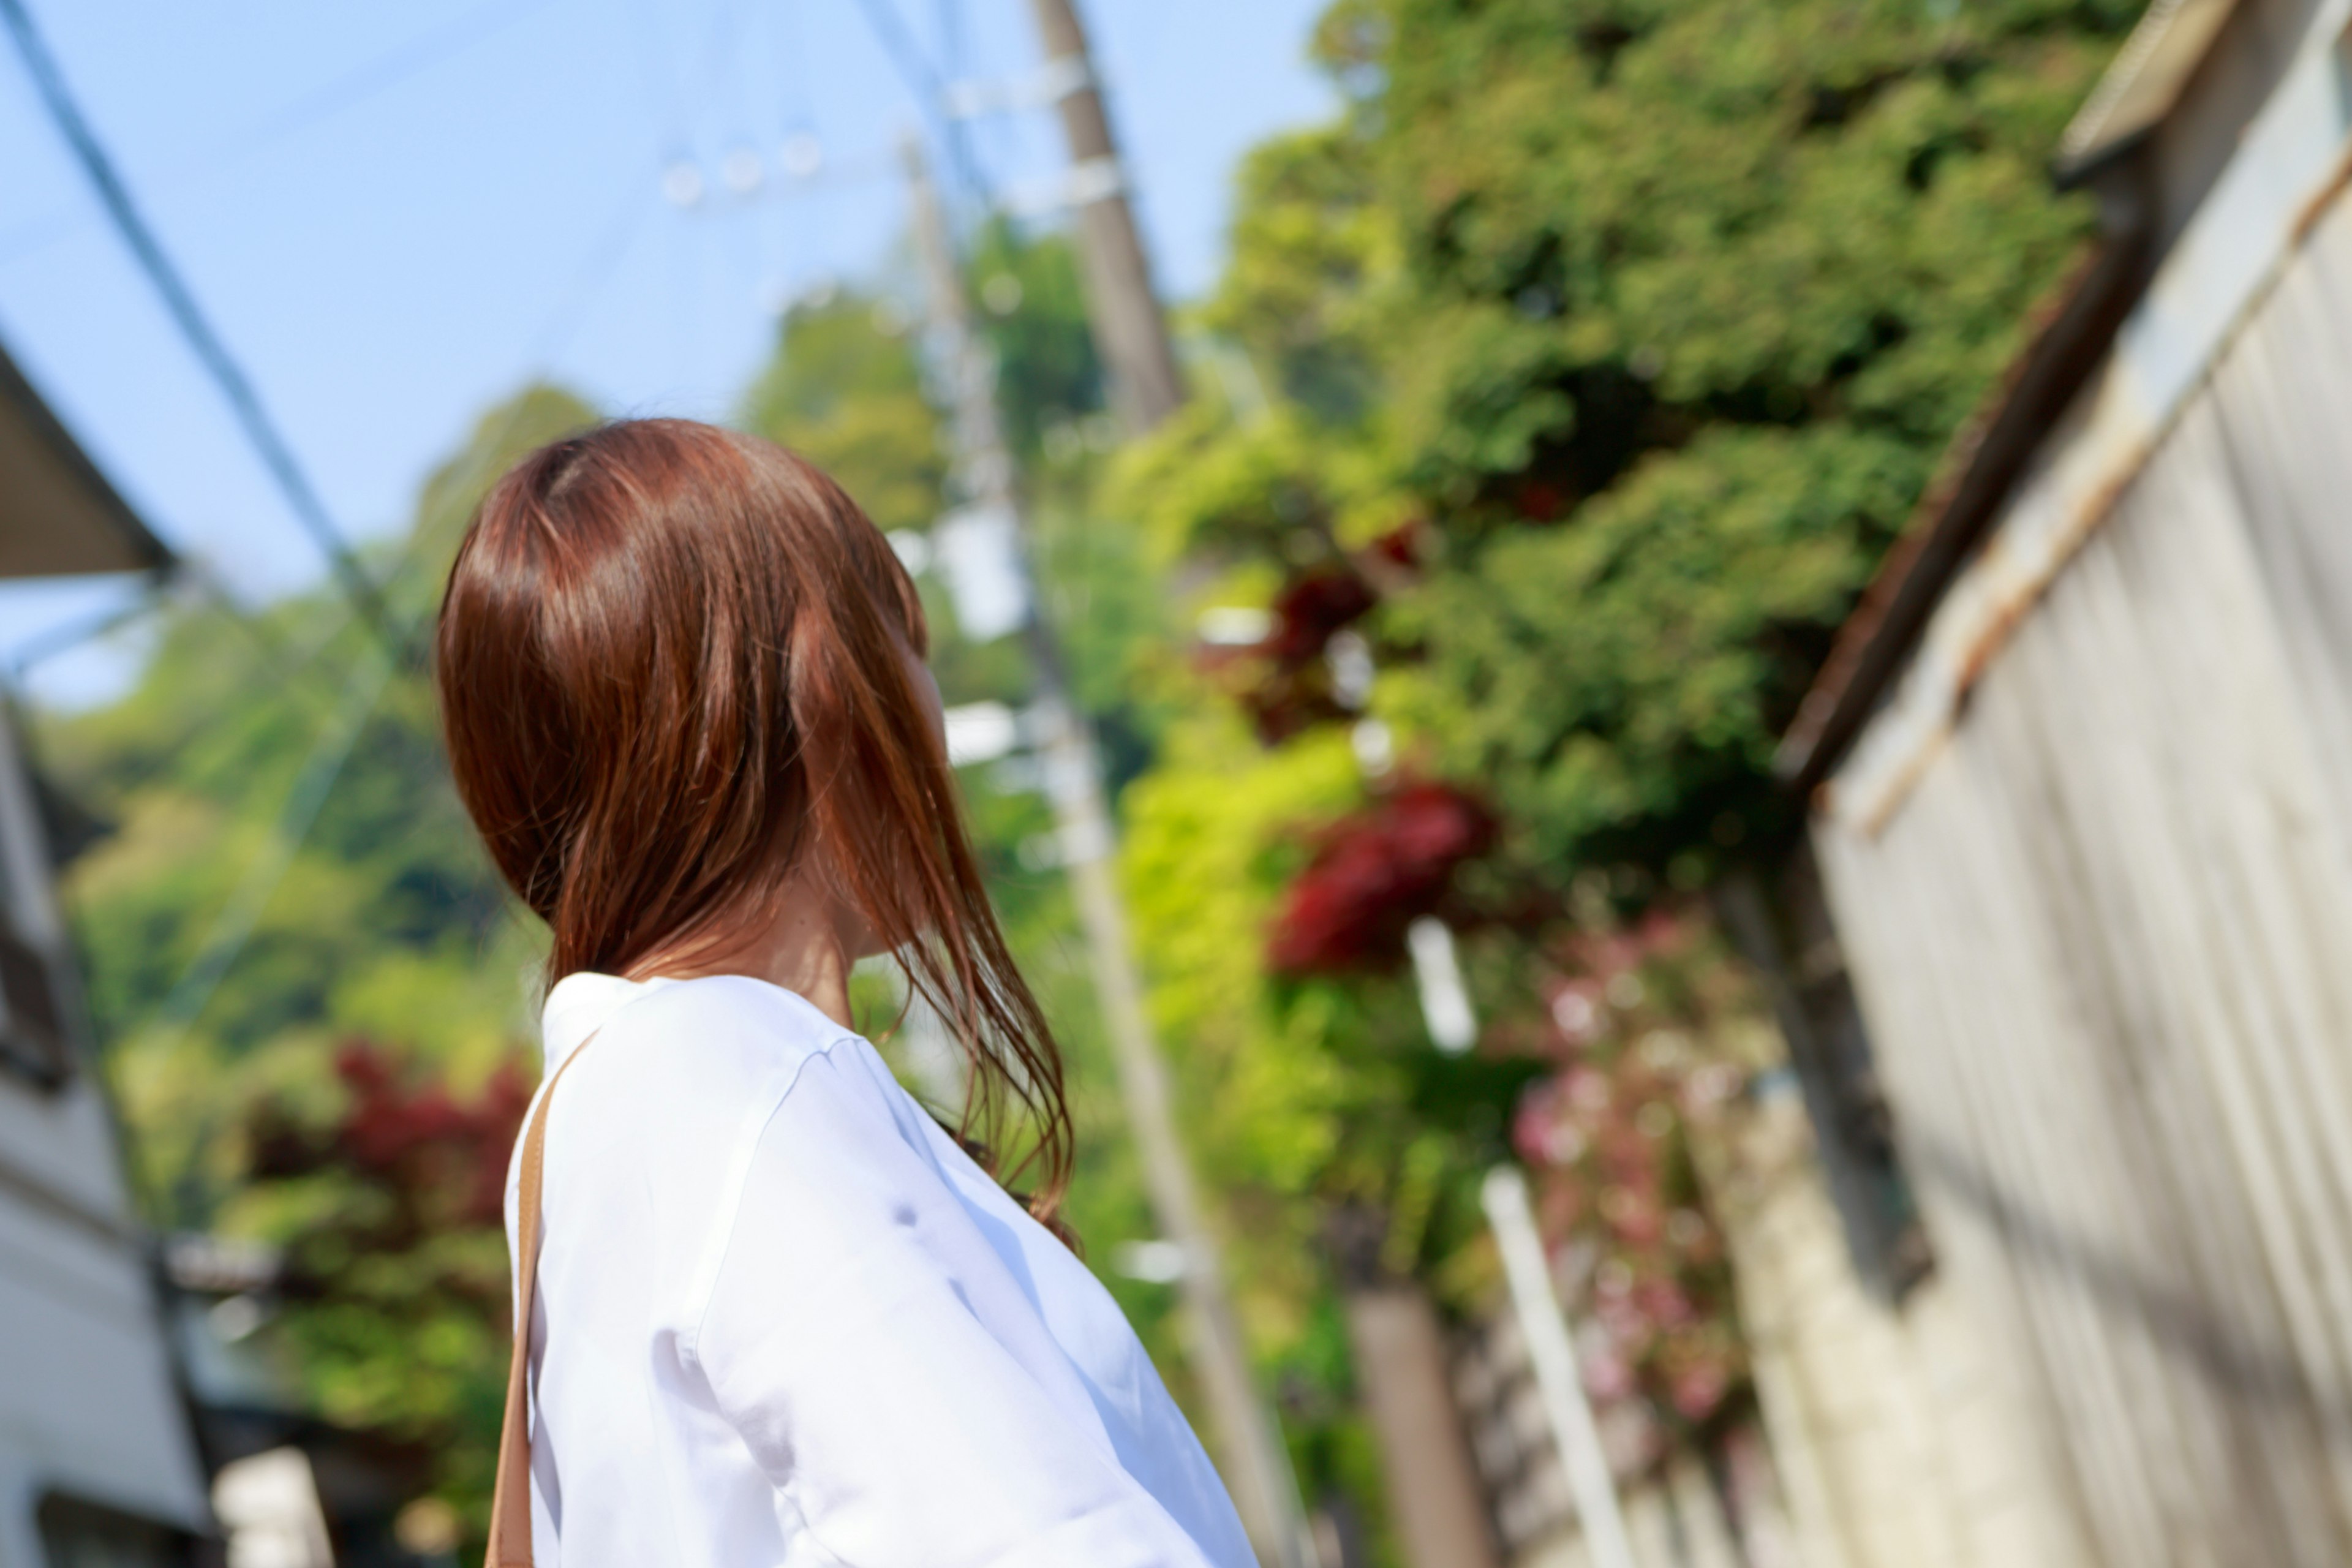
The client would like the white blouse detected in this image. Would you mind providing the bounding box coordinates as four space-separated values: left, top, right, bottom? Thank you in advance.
507 970 1256 1567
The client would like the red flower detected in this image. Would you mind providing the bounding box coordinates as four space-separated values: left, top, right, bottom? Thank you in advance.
1368 521 1425 570
1513 480 1567 521
1266 782 1496 974
308 1034 529 1232
1262 570 1378 668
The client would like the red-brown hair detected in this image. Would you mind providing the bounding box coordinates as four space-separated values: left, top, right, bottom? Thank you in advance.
434 418 1071 1226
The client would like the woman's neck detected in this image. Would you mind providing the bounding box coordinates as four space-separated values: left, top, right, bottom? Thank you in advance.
635 878 861 1030
739 902 856 1029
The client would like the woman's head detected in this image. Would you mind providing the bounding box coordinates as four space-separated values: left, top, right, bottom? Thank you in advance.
436 418 1069 1221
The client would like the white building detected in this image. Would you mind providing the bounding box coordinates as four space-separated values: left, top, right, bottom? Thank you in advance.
0 341 210 1565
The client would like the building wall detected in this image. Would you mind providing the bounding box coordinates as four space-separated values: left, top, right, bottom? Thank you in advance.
0 715 209 1565
1460 1058 2075 1568
1710 1082 2091 1568
1510 1458 1751 1568
1456 1278 1799 1568
1814 186 2352 1567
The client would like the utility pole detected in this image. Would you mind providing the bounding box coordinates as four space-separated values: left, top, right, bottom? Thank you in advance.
1023 0 1186 434
902 138 1312 1568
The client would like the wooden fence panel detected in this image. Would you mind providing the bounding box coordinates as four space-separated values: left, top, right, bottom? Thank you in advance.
1812 195 2352 1566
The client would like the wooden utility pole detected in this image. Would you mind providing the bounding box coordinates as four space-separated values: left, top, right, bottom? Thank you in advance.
902 138 1312 1568
1023 0 1187 433
1329 1207 1503 1568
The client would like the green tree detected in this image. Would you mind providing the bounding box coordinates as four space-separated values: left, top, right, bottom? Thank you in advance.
1123 0 2136 887
1376 0 2135 884
970 217 1106 461
1099 0 2146 1519
740 287 947 536
1204 120 1397 426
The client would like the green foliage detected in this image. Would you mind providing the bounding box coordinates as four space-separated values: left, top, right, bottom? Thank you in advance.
1111 399 1410 570
1124 0 2136 899
1205 125 1398 424
1374 0 2133 881
1118 700 1526 1544
739 289 947 535
1098 0 2143 1512
1392 424 1919 873
1120 717 1365 1252
241 1040 529 1534
970 216 1107 459
1120 705 1534 1294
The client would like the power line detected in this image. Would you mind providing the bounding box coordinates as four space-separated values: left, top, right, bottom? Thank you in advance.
0 0 404 658
4 573 170 684
140 638 395 1063
0 0 560 268
215 0 561 167
846 0 986 209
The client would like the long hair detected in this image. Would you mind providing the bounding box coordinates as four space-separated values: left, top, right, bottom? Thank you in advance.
434 418 1071 1229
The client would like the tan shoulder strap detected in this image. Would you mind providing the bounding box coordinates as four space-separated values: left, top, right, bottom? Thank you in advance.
485 1037 594 1568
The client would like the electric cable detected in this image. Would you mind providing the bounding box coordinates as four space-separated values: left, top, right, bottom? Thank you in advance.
0 0 404 659
847 0 987 208
211 0 562 168
139 637 394 1061
0 0 560 266
930 0 984 215
4 573 172 684
28 552 415 810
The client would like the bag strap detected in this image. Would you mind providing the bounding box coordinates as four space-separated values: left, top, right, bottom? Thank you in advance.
485 1037 594 1568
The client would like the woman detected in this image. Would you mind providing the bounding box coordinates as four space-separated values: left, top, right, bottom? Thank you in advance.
436 419 1255 1567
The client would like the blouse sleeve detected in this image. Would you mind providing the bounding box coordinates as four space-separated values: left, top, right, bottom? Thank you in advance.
689 1042 1221 1568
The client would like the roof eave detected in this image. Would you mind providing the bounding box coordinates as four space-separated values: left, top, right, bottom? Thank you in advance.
2054 0 2244 184
1774 221 2155 793
0 341 173 582
1773 0 2254 793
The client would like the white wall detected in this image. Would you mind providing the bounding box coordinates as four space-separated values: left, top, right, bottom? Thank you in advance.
0 715 208 1564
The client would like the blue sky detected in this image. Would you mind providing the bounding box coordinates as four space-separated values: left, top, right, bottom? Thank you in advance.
0 0 1338 704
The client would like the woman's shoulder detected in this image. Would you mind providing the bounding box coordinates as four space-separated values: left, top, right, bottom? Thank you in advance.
601 971 848 1069
544 977 895 1317
556 974 870 1149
